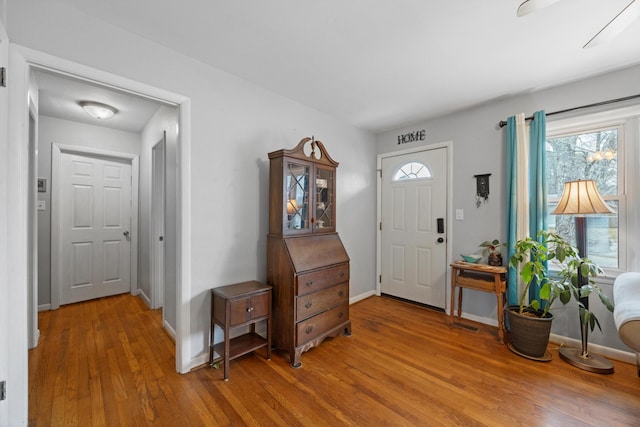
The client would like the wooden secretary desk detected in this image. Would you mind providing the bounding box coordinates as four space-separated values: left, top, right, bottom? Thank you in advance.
267 137 352 368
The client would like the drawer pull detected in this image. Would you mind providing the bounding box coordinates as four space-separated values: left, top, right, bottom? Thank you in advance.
339 271 345 277
305 325 313 334
338 311 344 318
305 301 312 309
246 307 254 312
338 290 344 297
306 280 314 286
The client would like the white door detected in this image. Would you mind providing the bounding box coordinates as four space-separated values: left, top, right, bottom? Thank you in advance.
381 148 447 308
151 134 165 310
58 152 132 305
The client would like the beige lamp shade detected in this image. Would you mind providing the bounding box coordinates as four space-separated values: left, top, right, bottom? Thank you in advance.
551 180 615 215
287 199 298 215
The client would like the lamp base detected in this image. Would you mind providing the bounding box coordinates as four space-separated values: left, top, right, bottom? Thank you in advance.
559 347 614 374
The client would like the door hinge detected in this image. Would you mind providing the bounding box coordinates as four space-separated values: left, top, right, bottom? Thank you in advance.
379 222 382 231
0 380 6 401
379 169 382 178
379 275 382 283
0 67 6 87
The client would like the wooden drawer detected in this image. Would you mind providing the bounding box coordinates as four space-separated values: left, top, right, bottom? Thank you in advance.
296 303 349 345
296 283 348 321
227 291 270 326
296 263 349 296
457 272 505 293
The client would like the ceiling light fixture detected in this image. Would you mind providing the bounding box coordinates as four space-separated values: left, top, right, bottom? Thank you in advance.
79 101 118 120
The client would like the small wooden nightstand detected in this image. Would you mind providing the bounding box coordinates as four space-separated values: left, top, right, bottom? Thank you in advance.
450 261 507 343
210 281 272 380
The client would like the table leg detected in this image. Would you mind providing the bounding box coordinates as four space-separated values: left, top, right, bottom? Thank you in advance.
449 267 457 325
496 291 504 343
457 282 463 319
223 324 230 381
495 274 505 343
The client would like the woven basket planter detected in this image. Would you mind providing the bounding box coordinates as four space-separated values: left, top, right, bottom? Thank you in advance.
507 305 553 358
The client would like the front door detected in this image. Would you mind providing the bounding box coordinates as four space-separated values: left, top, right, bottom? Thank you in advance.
58 152 132 305
381 147 447 308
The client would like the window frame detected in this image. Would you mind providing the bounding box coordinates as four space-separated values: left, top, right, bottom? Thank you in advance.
546 105 640 278
392 161 432 182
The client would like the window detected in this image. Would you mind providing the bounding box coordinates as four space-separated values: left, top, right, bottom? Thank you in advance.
392 162 432 181
546 114 631 273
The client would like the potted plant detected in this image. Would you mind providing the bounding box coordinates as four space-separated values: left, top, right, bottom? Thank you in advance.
507 230 613 359
479 239 507 266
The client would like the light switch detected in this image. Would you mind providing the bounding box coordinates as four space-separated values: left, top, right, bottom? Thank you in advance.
455 209 464 220
37 200 46 211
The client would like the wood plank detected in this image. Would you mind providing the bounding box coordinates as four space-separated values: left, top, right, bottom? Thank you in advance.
29 293 640 426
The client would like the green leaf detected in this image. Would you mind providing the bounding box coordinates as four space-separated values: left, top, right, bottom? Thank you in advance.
592 315 602 332
599 293 614 312
540 283 551 300
521 264 533 283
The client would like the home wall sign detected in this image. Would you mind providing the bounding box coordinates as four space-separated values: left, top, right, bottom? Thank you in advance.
397 129 426 145
474 173 491 208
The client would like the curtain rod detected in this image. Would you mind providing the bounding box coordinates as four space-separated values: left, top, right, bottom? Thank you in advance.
498 93 640 128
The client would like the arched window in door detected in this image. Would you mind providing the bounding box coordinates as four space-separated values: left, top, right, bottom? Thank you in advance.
392 161 432 181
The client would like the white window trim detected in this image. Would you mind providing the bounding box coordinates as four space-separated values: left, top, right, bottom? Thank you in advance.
546 104 640 277
392 161 433 182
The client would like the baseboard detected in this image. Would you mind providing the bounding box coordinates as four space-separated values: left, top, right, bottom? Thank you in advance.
38 304 51 312
456 312 499 328
437 308 636 365
190 352 211 371
350 290 376 304
163 320 177 341
137 290 151 308
549 333 637 365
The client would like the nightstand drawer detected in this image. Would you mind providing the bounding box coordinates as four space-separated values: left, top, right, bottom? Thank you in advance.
228 291 270 326
296 263 349 296
296 283 348 321
296 303 349 345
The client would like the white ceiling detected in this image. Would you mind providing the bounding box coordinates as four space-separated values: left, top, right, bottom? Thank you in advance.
43 0 640 133
35 70 162 133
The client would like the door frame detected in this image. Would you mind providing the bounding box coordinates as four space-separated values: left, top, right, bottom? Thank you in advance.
9 44 193 374
50 144 140 310
151 134 166 311
376 142 454 308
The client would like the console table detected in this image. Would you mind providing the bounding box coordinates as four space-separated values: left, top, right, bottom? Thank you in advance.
210 281 272 380
449 261 507 343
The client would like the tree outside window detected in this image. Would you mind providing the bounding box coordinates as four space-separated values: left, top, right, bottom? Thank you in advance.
546 126 620 269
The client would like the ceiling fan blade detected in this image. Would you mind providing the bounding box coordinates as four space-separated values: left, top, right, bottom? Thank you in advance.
517 0 562 17
584 0 640 48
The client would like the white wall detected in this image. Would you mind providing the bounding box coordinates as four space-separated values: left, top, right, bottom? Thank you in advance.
36 115 142 307
6 1 377 368
376 64 640 353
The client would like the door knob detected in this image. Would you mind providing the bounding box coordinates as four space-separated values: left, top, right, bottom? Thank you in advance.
123 231 130 237
437 237 444 243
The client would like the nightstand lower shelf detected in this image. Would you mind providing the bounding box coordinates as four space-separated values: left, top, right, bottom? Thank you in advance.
211 332 269 364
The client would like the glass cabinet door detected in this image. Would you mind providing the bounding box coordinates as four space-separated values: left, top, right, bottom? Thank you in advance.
285 161 310 232
314 166 335 231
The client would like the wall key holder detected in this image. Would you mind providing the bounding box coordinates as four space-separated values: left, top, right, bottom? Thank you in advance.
474 173 491 208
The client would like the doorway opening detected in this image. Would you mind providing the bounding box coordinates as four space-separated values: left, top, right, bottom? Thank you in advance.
19 55 191 373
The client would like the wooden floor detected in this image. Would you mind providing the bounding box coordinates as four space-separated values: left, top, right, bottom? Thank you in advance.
29 294 640 426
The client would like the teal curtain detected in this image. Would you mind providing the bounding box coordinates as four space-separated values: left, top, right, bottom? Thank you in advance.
528 110 548 303
505 111 547 307
506 116 518 306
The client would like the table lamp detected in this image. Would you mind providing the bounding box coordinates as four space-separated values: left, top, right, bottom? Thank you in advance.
551 179 616 373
